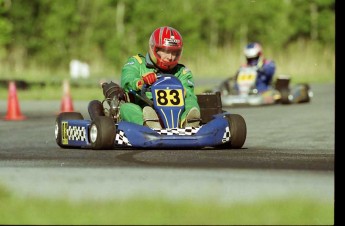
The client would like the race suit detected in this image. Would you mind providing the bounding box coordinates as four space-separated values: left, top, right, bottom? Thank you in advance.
235 58 276 93
120 53 200 126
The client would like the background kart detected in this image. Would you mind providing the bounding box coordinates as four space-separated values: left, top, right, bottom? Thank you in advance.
205 67 313 107
55 74 247 150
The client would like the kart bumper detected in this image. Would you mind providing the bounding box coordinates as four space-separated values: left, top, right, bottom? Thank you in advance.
58 115 232 149
118 116 230 148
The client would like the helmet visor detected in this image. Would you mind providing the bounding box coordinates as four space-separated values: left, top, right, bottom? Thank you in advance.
247 56 259 66
156 47 182 58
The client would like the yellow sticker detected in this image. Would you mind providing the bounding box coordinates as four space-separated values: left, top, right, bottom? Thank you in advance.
237 73 256 82
154 89 184 106
62 121 68 145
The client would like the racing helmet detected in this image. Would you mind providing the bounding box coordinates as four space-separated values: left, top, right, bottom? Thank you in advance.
148 26 183 71
244 42 263 66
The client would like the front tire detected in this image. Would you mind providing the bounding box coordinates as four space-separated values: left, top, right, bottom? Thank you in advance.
279 88 292 104
55 112 84 148
90 116 116 150
218 114 247 149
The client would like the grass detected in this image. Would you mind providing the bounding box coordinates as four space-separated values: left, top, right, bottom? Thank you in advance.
0 41 335 100
184 41 335 84
0 82 219 100
0 185 334 225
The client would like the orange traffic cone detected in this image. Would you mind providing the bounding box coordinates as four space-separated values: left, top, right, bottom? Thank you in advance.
60 79 74 112
4 81 26 120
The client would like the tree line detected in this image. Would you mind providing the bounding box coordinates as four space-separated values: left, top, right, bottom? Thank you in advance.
0 0 335 72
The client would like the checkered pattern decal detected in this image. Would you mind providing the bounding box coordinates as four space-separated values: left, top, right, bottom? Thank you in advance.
67 126 86 141
153 126 201 135
222 126 230 143
113 127 202 147
113 125 230 146
115 130 132 146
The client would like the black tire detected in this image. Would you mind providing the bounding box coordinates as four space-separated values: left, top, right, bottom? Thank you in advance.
292 83 311 103
218 114 247 149
88 100 105 120
55 112 84 148
89 116 116 150
279 88 291 105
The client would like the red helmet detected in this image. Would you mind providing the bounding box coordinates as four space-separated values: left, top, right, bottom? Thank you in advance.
148 26 183 71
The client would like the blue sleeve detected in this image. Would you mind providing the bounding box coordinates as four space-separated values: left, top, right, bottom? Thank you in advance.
259 60 276 84
254 60 276 92
262 60 275 78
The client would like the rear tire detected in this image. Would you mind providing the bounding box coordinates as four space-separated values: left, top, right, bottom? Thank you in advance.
88 100 105 120
55 112 84 148
218 114 247 149
279 88 291 105
90 116 116 150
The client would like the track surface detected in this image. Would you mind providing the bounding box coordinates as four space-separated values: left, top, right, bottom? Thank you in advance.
0 83 334 203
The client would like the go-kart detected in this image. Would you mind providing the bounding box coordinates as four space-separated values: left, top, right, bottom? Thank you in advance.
206 66 313 107
55 74 247 150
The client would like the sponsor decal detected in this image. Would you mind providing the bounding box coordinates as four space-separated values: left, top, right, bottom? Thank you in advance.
187 80 194 86
124 61 135 66
163 37 180 46
62 121 68 145
182 67 190 74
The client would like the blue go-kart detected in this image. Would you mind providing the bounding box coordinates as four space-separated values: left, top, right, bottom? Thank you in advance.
55 74 247 150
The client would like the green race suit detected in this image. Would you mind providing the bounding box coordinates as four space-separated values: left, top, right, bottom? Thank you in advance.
120 53 200 126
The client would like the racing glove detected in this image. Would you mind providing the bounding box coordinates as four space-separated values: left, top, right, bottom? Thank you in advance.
136 72 157 89
102 81 127 102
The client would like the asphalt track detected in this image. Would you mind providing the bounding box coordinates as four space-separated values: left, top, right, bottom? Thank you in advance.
0 83 335 204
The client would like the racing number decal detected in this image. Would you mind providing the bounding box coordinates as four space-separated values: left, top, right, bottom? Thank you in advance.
237 69 257 82
62 121 68 145
155 89 184 106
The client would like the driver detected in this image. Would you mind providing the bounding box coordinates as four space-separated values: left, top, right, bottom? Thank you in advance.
219 42 276 94
92 26 201 129
237 42 276 92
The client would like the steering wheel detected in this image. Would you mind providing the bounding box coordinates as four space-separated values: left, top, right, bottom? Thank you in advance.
130 74 176 107
140 84 154 107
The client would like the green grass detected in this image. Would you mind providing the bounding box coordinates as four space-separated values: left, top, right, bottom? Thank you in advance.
0 41 335 100
184 41 335 84
0 83 215 100
0 41 334 83
0 185 334 225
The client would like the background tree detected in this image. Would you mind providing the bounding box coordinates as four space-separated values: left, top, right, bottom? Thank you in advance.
0 0 335 80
